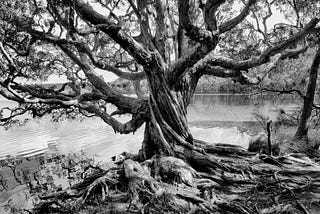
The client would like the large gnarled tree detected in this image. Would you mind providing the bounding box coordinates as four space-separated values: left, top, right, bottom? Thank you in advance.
1 1 320 213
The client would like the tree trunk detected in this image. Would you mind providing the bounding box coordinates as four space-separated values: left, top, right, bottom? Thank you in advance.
294 46 320 140
137 65 196 160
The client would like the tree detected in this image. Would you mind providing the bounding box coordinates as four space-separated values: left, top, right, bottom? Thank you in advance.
243 0 320 142
1 0 320 213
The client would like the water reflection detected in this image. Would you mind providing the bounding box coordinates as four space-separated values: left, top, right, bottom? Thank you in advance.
189 94 298 122
0 94 299 160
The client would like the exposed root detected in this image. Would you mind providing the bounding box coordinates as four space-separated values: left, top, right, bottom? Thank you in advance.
31 143 320 214
80 174 117 204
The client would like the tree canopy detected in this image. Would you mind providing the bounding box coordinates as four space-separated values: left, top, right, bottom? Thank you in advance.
0 0 318 130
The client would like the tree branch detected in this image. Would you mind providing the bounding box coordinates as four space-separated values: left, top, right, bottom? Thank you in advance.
154 0 170 62
168 44 206 86
75 42 146 81
198 52 283 84
178 0 221 45
171 0 258 86
72 0 159 68
83 104 146 134
219 0 257 33
257 87 304 98
198 18 318 71
95 62 146 81
58 44 146 115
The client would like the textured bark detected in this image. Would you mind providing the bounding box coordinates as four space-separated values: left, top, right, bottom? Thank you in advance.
141 67 194 158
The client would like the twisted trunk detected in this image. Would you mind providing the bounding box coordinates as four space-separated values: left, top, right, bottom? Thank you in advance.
140 67 196 159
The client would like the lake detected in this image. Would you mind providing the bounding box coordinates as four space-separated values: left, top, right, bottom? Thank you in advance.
0 94 299 161
0 94 300 212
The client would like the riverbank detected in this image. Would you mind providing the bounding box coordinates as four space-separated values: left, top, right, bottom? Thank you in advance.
29 142 320 214
2 123 320 214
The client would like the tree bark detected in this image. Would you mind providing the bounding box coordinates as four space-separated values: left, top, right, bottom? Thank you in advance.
140 74 194 159
294 46 320 140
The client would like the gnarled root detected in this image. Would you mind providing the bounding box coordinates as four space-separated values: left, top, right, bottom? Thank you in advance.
32 143 320 214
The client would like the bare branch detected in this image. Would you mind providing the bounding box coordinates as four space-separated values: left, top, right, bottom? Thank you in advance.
83 104 146 134
0 107 28 122
250 9 266 40
257 87 304 97
7 83 79 105
0 42 16 71
262 0 273 36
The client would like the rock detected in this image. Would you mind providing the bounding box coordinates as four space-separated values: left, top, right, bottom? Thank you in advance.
248 133 280 156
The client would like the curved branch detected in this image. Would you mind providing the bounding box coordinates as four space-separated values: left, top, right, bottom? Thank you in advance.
58 44 146 114
198 52 283 85
178 0 220 45
24 27 146 81
203 0 224 31
83 104 146 134
171 0 258 86
168 44 206 86
7 83 79 105
179 0 256 44
257 87 304 98
78 43 146 81
1 37 144 116
262 0 273 36
0 42 79 106
0 88 21 102
97 62 146 80
200 66 262 85
0 104 62 124
72 0 158 68
0 107 28 122
219 0 257 33
197 18 318 71
93 58 145 81
0 42 16 79
250 9 266 40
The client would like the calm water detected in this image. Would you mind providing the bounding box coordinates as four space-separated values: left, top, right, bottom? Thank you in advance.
0 94 299 161
0 94 299 212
